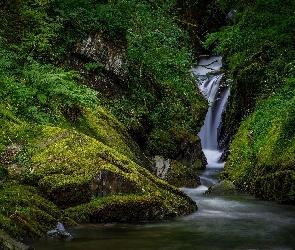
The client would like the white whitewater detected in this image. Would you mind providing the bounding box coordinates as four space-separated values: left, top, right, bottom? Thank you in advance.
192 56 229 186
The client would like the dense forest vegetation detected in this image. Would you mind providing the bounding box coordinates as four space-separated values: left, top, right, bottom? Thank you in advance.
1 0 295 244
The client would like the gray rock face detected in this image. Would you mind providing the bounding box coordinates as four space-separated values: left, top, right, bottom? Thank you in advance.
76 34 128 81
69 33 128 96
90 170 142 198
0 231 33 250
154 156 171 180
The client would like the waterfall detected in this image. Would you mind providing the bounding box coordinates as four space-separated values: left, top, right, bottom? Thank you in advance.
192 56 229 186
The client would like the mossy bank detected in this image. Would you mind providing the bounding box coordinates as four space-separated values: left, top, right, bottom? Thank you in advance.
222 79 295 203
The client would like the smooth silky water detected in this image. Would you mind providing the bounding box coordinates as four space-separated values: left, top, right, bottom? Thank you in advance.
25 190 295 250
26 57 295 250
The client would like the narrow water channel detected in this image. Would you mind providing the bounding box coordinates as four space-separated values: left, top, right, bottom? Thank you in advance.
27 57 295 250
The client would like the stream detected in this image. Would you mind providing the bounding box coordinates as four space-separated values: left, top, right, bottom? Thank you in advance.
26 188 295 250
26 57 295 250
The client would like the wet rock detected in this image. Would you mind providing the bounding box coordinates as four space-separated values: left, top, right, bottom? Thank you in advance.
47 222 72 239
153 156 201 188
176 137 207 170
204 180 239 196
0 231 34 250
154 155 171 179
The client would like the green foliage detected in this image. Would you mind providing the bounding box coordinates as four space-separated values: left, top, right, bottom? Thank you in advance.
0 0 62 61
103 1 207 154
53 0 130 42
206 0 295 132
1 0 208 159
124 1 207 156
0 57 98 125
85 62 104 72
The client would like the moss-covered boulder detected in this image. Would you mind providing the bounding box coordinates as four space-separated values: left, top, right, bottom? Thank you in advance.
65 189 196 223
0 106 196 239
204 180 240 196
27 124 195 210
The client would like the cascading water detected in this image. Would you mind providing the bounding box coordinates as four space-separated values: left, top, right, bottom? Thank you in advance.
191 56 229 187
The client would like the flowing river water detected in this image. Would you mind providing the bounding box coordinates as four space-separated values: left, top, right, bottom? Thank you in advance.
27 57 295 250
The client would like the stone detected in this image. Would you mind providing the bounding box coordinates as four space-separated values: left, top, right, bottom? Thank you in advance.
204 180 239 196
153 156 201 188
176 137 207 170
0 231 33 250
68 32 128 97
90 170 142 198
47 222 72 239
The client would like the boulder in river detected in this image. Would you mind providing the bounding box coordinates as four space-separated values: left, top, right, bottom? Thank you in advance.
204 180 239 196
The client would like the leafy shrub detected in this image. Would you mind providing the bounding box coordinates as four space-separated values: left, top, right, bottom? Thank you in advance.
0 61 98 125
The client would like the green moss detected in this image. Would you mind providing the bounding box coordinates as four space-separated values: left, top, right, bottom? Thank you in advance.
0 100 196 239
254 170 295 203
0 181 62 239
222 118 255 185
65 191 195 223
75 106 138 162
223 78 295 202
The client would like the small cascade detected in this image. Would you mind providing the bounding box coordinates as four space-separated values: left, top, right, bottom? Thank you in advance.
192 56 229 187
198 74 229 167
